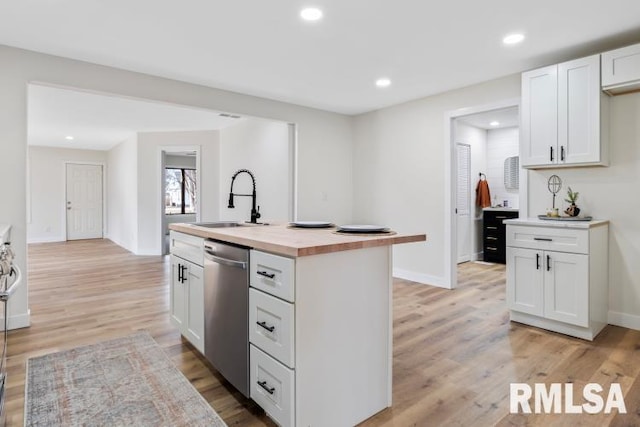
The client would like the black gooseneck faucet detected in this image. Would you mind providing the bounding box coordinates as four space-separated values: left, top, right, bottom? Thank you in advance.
228 169 261 223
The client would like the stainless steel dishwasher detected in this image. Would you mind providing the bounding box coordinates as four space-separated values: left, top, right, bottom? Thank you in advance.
203 239 250 397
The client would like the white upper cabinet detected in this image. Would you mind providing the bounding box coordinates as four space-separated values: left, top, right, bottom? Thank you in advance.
602 42 640 94
521 54 608 169
521 65 558 167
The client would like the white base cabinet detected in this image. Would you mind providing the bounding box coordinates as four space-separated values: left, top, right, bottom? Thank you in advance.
249 247 392 427
505 221 608 340
170 231 205 354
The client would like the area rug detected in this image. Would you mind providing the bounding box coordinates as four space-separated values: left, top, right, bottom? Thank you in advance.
24 331 227 427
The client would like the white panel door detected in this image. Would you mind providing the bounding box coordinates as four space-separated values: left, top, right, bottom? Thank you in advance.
66 163 103 240
456 143 471 263
506 247 544 316
184 262 205 354
543 251 589 327
521 65 558 167
558 55 601 165
170 255 186 331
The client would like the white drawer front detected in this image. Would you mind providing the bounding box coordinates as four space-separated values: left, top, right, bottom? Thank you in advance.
170 231 204 266
506 225 588 254
250 250 295 302
250 345 294 427
250 288 295 368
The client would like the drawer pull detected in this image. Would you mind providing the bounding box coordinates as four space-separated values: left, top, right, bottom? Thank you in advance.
257 321 275 332
258 380 275 395
257 270 276 279
486 237 498 241
487 226 498 230
534 237 553 242
495 216 508 219
486 247 498 251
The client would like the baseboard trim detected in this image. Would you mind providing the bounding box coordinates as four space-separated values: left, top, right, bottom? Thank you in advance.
3 310 30 331
608 311 640 331
392 268 448 289
27 236 65 244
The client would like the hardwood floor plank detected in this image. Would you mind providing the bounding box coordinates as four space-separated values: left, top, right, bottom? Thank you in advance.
5 242 640 426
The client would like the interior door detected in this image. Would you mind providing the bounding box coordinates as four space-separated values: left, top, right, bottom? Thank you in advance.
456 143 471 263
66 163 103 240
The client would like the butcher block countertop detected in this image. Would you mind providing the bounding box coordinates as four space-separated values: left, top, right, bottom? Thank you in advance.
169 223 426 257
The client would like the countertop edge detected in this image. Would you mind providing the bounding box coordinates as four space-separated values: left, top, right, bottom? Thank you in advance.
169 223 426 257
503 218 609 229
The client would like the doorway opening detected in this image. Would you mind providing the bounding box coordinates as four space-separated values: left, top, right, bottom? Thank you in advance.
445 99 526 289
161 149 200 255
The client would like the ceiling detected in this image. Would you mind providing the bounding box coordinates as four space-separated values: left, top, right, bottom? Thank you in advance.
28 85 243 150
4 2 640 115
457 107 519 130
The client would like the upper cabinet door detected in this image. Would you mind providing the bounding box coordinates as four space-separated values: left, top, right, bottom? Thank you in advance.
558 55 602 165
602 42 640 93
521 65 558 167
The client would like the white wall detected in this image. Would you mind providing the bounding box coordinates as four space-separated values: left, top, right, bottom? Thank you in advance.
352 75 521 286
219 118 291 223
486 127 519 208
27 146 107 243
1 43 353 328
454 122 487 260
106 135 138 253
138 130 220 255
527 92 640 328
165 154 196 169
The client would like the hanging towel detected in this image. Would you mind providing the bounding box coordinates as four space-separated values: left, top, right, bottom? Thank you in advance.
476 178 491 208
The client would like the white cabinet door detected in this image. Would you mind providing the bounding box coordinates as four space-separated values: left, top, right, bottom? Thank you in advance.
521 65 558 167
506 247 544 316
543 251 589 327
558 55 601 165
170 255 186 331
602 42 640 92
184 262 205 354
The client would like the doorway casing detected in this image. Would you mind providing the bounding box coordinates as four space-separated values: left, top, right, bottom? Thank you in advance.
444 98 525 289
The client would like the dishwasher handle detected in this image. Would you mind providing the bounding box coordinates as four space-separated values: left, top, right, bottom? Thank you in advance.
204 249 247 269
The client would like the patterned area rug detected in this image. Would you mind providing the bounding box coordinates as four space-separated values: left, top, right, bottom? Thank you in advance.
25 331 227 427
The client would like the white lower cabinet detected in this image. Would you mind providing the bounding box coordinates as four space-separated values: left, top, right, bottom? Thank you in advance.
250 345 295 427
507 248 588 327
249 247 392 426
505 221 608 340
169 232 205 354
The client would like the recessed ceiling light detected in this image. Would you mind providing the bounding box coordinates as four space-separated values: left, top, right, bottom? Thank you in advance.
490 121 500 127
65 136 74 140
503 33 525 45
376 78 391 88
300 7 323 21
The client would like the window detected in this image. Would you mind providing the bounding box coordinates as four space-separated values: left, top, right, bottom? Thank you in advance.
165 168 197 215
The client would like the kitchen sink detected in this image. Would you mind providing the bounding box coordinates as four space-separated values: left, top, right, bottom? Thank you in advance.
190 221 243 228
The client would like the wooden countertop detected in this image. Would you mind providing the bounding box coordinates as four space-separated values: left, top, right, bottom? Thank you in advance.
169 223 426 257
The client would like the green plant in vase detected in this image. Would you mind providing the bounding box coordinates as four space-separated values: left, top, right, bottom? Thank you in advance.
564 187 580 217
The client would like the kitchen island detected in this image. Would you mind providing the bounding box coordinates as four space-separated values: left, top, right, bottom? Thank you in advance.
169 222 425 427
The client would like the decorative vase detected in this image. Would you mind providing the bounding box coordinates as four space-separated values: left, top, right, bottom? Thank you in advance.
565 203 580 217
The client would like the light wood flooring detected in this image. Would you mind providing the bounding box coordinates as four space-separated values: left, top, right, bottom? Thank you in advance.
6 239 640 426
